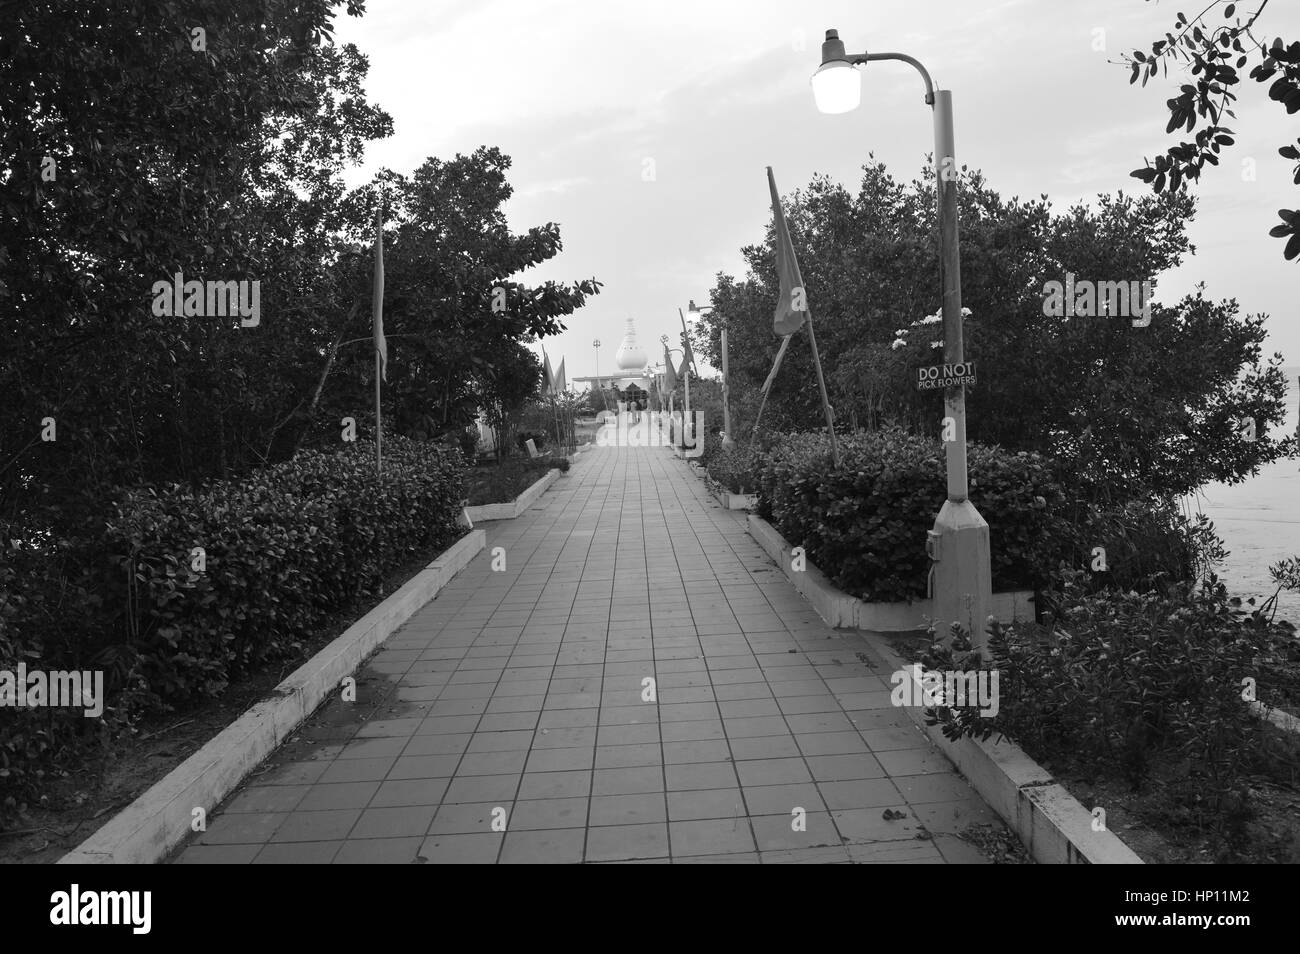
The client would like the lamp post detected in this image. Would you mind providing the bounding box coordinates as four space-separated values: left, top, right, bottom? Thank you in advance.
687 299 733 451
660 335 684 442
593 338 608 411
812 28 992 653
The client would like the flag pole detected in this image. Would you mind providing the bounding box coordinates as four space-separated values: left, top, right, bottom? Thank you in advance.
805 316 839 466
678 308 693 451
373 201 385 474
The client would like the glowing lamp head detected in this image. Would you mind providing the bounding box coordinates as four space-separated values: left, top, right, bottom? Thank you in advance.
812 29 861 114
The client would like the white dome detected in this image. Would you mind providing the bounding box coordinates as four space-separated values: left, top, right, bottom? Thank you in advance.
614 317 647 372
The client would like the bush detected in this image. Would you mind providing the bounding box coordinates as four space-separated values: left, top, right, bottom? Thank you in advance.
921 573 1300 844
0 436 466 813
466 455 567 505
755 427 1070 601
705 445 763 495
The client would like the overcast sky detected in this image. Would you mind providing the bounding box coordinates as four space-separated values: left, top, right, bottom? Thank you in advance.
336 0 1300 382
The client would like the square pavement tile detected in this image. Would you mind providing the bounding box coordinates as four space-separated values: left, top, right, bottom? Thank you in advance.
742 783 826 816
892 773 979 804
589 792 668 827
831 807 924 843
750 811 840 851
728 735 802 760
817 777 903 811
795 732 871 757
253 840 342 864
759 846 852 864
429 801 510 835
387 754 462 781
805 753 886 782
735 758 812 787
910 798 1000 834
592 766 664 796
664 761 739 792
508 796 590 830
443 774 521 803
417 833 504 864
196 812 286 845
595 743 663 769
517 770 592 800
670 818 756 857
875 748 953 777
846 840 945 863
666 787 747 822
861 726 931 752
369 778 450 808
333 837 424 864
585 823 669 862
662 739 732 764
525 747 595 773
457 750 529 776
174 844 261 864
351 805 438 839
223 785 309 814
269 809 361 843
296 782 380 812
500 828 586 864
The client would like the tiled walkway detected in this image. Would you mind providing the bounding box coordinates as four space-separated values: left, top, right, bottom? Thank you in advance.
172 445 1003 864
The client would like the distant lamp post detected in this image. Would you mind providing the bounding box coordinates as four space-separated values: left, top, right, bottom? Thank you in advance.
593 338 608 411
812 28 992 653
687 298 732 450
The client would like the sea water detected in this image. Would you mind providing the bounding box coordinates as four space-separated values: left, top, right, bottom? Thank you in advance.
1184 368 1300 626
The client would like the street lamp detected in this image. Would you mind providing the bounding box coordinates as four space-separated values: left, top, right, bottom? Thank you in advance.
812 28 992 653
593 338 609 411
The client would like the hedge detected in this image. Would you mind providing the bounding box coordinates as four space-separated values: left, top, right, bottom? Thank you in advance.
0 435 465 812
755 428 1070 602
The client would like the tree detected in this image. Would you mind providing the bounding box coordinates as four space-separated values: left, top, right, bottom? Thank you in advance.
1 0 390 532
1120 1 1300 260
696 158 1293 501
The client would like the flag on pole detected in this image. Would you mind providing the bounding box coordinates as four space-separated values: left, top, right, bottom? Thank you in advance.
767 166 809 337
542 348 555 395
373 207 387 382
663 344 678 390
555 358 567 393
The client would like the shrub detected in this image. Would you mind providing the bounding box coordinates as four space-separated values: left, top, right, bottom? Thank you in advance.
921 572 1300 846
465 455 567 505
755 428 1070 601
0 436 465 815
705 445 763 495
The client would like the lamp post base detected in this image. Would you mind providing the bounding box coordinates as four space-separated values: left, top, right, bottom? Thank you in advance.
929 499 993 654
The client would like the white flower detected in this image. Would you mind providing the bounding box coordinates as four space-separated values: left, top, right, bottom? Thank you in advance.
930 340 943 350
961 307 972 317
890 338 907 351
894 328 908 337
916 313 942 326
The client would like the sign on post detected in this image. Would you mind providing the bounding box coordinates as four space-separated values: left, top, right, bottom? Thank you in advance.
916 361 976 391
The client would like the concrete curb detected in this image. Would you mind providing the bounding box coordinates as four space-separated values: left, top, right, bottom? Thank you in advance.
58 529 486 865
862 637 1145 864
1250 700 1300 734
465 468 560 522
745 514 1034 630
